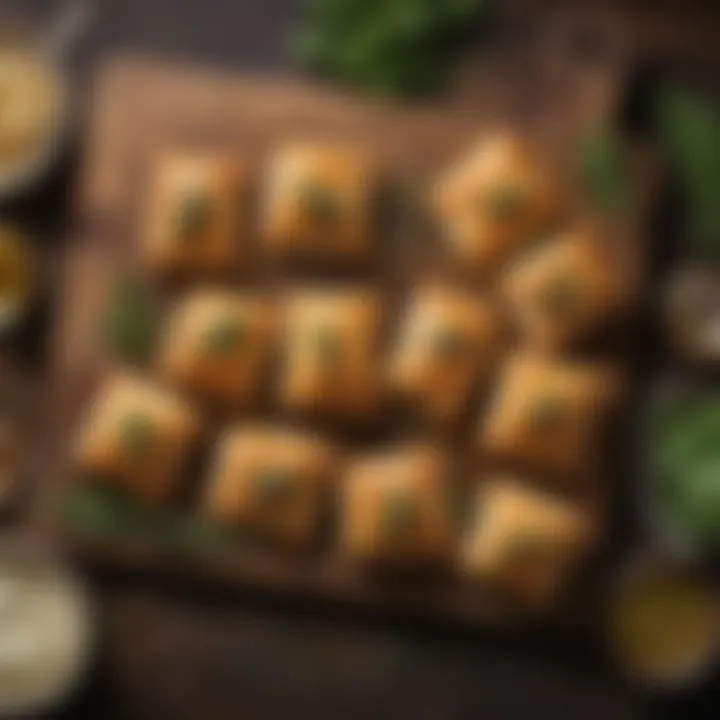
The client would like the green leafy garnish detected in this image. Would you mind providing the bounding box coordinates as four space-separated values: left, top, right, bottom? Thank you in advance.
504 531 553 563
656 84 720 254
298 181 340 223
529 394 565 430
118 412 156 456
484 184 526 221
430 327 466 360
104 274 159 364
62 484 244 553
291 0 492 99
202 320 245 355
541 275 582 317
580 125 632 217
175 193 210 240
254 470 294 504
381 492 415 535
312 326 343 365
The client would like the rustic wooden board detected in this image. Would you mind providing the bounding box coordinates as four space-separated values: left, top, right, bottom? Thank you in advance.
43 53 651 631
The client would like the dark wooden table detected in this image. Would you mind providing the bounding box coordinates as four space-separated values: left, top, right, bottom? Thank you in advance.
2 2 718 719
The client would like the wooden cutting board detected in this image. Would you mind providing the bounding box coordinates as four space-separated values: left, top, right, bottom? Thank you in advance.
41 51 648 632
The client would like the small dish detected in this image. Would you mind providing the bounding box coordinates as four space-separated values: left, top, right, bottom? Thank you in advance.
605 554 718 692
0 534 94 716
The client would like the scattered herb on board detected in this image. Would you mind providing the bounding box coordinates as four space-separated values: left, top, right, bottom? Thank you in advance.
104 274 159 364
291 0 493 99
580 124 632 218
62 484 244 553
656 84 720 255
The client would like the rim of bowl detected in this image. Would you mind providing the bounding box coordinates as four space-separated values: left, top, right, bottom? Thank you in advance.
0 533 95 717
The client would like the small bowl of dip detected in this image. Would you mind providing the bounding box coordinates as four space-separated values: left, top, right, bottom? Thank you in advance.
0 534 94 716
0 1 89 198
606 555 718 692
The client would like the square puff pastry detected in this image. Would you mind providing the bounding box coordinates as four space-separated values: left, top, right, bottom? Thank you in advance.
142 153 246 276
203 425 337 546
280 288 382 418
340 445 454 565
503 229 623 350
388 285 500 422
157 289 276 408
263 143 376 263
74 372 199 504
460 478 593 607
479 353 619 476
432 133 559 271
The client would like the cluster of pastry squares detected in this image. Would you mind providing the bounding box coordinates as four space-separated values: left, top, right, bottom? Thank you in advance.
75 134 624 607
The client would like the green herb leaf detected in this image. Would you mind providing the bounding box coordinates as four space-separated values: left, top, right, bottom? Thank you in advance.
202 320 244 355
104 274 158 364
529 394 565 430
298 181 340 223
254 470 294 504
580 125 632 217
430 327 467 360
119 412 156 456
541 275 582 317
484 184 526 221
175 193 210 240
381 492 415 535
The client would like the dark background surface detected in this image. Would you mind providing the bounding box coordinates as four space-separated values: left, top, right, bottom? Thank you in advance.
0 1 717 719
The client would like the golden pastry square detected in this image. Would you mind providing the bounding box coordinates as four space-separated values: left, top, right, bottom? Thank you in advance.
478 354 619 476
340 446 454 565
263 144 377 263
503 229 624 349
280 288 382 417
432 133 560 271
141 153 246 275
388 285 500 422
74 373 199 504
203 425 337 545
460 478 593 606
158 289 276 407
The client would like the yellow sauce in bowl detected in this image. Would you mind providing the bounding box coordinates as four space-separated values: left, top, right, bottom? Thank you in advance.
609 563 718 688
0 225 35 326
0 42 63 180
